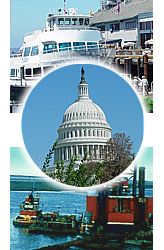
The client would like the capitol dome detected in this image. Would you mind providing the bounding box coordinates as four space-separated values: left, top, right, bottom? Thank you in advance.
54 67 112 163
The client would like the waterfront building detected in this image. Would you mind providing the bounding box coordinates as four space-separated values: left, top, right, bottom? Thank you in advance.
91 0 153 48
54 67 112 163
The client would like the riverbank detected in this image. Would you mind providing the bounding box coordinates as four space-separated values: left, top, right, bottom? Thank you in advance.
36 230 153 250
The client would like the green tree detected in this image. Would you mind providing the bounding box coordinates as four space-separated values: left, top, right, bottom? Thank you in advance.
42 140 58 172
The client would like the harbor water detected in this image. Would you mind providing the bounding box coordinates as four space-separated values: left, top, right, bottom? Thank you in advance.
10 189 153 250
10 191 86 250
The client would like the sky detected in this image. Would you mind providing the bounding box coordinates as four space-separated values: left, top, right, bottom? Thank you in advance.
10 147 44 176
21 64 144 169
10 147 153 181
137 147 153 181
11 0 101 48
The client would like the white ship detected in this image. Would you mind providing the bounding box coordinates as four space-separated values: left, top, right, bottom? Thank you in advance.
10 8 103 88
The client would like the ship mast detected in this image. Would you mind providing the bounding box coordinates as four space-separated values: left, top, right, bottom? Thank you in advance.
64 0 67 14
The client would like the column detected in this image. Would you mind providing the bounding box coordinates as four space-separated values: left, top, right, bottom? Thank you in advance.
81 145 84 158
57 148 59 161
87 145 89 154
66 147 68 161
97 145 100 159
76 145 78 157
92 145 95 159
62 147 64 160
70 146 73 158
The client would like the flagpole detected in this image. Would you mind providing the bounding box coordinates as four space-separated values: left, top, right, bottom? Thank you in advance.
64 0 67 15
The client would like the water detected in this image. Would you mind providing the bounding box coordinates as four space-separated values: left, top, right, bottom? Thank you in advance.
10 191 86 250
11 189 153 250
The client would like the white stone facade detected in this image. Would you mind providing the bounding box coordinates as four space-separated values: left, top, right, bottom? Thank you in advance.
54 67 112 162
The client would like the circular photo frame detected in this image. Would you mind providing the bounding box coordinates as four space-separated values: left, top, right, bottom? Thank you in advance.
22 63 144 188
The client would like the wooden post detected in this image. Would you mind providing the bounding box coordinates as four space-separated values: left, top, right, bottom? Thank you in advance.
137 57 141 78
115 58 120 72
143 54 149 78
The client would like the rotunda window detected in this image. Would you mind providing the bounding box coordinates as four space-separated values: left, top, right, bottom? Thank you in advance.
75 131 77 137
97 130 99 137
93 130 95 136
67 132 69 138
71 131 73 138
88 130 91 136
79 130 82 137
84 130 87 136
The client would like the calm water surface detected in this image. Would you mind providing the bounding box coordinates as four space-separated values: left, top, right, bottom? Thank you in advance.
10 191 86 250
11 190 153 250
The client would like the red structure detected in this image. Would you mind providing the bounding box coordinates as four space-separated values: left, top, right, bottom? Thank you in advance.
86 195 153 226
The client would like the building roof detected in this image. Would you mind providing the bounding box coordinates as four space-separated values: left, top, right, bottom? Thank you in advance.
91 0 153 24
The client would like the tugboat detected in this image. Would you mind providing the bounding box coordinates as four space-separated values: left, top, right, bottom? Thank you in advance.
13 192 42 227
13 191 90 235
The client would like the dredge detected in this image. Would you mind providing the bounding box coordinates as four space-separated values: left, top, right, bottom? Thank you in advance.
13 166 153 238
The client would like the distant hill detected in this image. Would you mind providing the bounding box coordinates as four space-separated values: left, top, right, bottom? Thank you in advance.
10 175 66 191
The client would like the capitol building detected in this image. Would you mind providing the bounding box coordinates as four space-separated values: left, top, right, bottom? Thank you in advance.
54 67 112 163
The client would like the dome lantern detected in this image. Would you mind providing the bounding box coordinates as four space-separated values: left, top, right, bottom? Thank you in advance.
78 67 89 100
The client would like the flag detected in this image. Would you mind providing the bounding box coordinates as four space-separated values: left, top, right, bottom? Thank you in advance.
114 0 121 14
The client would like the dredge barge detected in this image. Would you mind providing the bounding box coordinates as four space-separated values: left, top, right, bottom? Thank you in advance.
13 166 153 237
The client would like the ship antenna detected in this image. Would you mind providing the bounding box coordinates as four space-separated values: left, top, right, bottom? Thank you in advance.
64 0 67 15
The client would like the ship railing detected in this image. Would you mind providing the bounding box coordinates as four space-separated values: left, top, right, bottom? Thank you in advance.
116 49 153 56
25 26 100 37
10 53 22 58
52 26 100 31
40 48 105 63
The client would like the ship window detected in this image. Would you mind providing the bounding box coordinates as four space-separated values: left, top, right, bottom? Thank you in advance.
72 18 78 25
73 42 86 51
43 43 57 53
58 18 64 25
87 42 98 50
10 69 15 76
43 66 54 74
25 68 32 76
79 18 84 25
33 67 41 75
59 42 71 51
23 47 31 57
65 18 71 25
31 46 39 56
84 18 89 25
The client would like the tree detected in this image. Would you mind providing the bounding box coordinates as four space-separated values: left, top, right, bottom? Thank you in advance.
101 133 134 182
42 140 58 172
43 133 134 186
